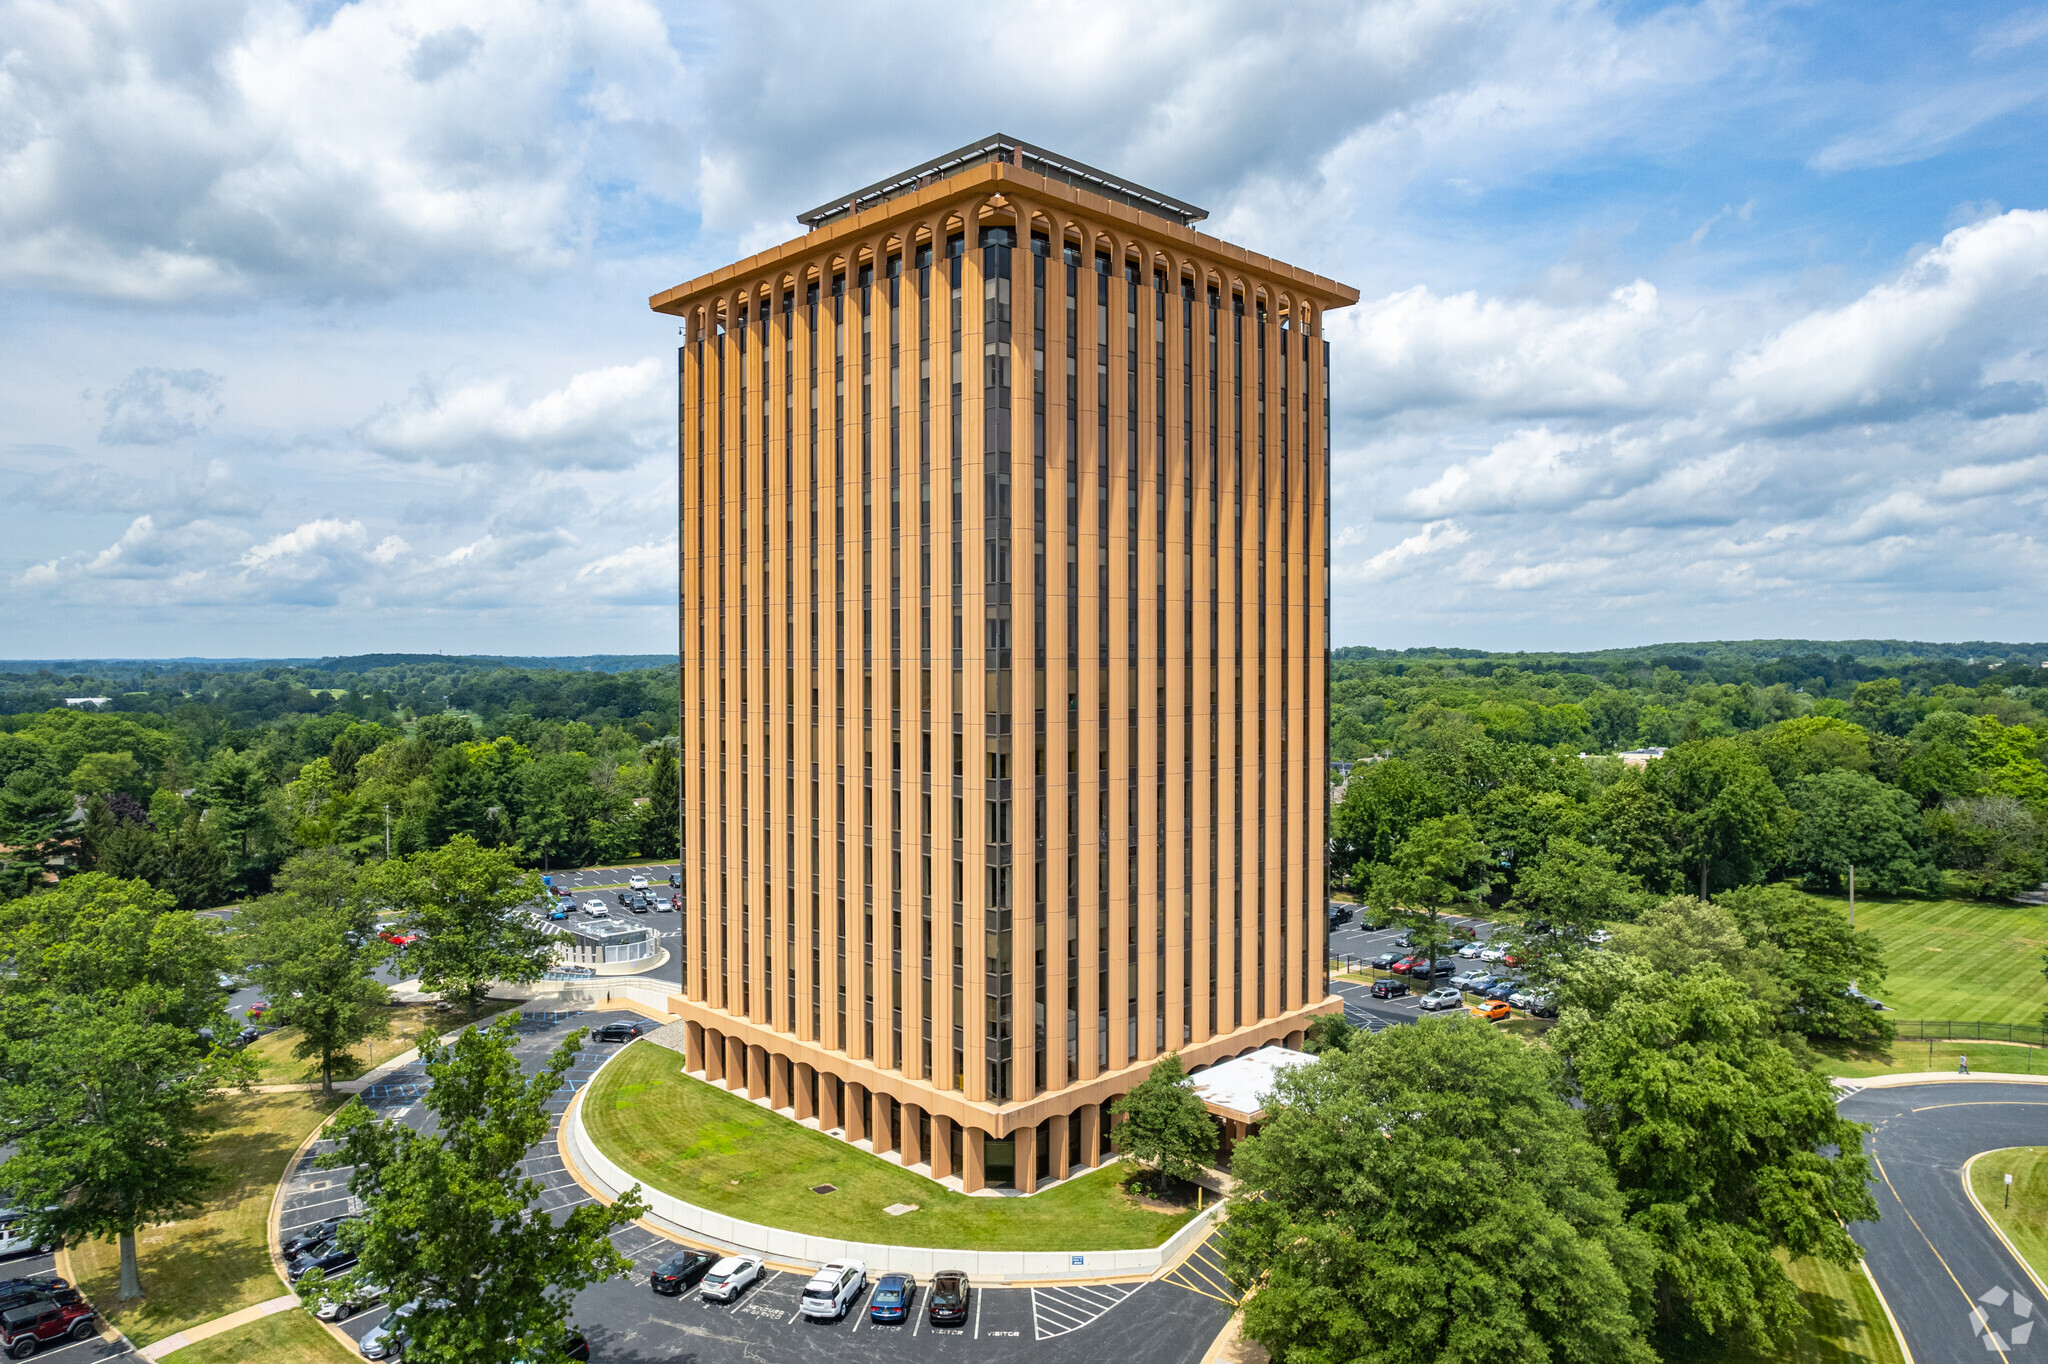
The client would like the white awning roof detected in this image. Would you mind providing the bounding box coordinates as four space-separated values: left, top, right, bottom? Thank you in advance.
1189 1045 1318 1123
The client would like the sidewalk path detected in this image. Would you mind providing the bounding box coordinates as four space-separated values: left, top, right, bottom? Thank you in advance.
142 1294 298 1360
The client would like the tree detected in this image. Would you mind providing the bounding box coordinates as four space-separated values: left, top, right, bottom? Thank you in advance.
1504 837 1645 983
1719 885 1892 1043
367 835 558 1015
1649 740 1792 898
1925 796 2047 900
233 851 395 1093
199 747 281 894
0 767 74 885
644 744 681 858
0 874 254 1300
1222 1020 1656 1364
1785 768 1926 896
1552 965 1879 1354
1368 814 1493 977
302 1021 646 1362
1329 757 1445 891
1302 1010 1362 1055
1588 775 1684 893
1109 1054 1218 1192
1590 898 1794 1025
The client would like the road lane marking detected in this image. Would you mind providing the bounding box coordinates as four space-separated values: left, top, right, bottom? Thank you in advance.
1872 1149 2012 1364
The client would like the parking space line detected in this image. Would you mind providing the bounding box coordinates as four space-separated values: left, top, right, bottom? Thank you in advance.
973 1285 983 1339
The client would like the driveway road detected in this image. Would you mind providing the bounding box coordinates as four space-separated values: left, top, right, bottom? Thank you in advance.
1839 1081 2048 1362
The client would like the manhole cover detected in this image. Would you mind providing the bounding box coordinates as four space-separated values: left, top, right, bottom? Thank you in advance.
810 1184 836 1194
884 1203 918 1216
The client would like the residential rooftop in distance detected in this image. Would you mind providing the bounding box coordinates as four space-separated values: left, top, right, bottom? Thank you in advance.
797 133 1208 231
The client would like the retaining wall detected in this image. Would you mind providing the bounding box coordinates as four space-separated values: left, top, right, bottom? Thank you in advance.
562 1046 1225 1283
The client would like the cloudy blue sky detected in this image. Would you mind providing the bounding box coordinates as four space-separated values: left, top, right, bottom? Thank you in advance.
3 0 2045 658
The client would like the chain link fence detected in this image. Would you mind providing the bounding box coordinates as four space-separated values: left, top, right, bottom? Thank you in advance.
1892 1019 2046 1046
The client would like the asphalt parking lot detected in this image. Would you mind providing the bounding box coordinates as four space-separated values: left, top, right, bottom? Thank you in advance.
0 1245 126 1363
1324 903 1512 1032
287 1007 1232 1364
529 864 687 964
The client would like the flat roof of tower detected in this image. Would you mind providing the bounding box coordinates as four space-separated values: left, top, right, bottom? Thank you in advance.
797 133 1207 232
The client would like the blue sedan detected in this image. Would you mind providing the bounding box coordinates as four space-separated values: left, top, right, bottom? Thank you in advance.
869 1272 916 1322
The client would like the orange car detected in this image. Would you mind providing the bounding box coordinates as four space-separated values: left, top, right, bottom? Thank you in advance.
1468 999 1510 1022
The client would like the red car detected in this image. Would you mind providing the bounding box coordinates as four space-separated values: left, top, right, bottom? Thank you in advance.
0 1295 97 1356
1390 956 1424 976
379 930 417 948
245 1001 269 1019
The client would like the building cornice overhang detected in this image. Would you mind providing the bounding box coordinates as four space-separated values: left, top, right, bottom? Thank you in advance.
649 161 1358 320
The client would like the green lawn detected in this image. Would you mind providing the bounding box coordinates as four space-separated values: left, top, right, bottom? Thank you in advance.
244 1003 443 1085
70 1090 346 1346
1791 891 2048 1025
1821 1037 2047 1078
162 1310 359 1364
583 1041 1197 1251
1683 1254 1907 1364
1968 1147 2048 1288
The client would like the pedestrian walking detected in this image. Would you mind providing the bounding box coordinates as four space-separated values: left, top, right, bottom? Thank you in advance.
1959 1053 1970 1075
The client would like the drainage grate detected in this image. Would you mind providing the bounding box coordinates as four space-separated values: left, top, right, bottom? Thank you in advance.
810 1184 837 1194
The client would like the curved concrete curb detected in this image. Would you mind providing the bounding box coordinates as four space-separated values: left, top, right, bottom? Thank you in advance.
562 1045 1225 1284
1961 1149 2048 1304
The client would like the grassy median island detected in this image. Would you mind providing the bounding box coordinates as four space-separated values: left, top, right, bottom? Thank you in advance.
1969 1147 2048 1286
162 1310 360 1364
583 1040 1198 1251
70 1090 346 1346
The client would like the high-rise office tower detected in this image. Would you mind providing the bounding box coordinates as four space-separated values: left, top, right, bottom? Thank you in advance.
652 136 1356 1192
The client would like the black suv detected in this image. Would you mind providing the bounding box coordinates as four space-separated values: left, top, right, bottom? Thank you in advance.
1371 978 1408 999
927 1270 970 1326
648 1249 717 1295
592 1021 649 1043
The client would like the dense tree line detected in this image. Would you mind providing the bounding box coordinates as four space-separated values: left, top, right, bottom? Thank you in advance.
1333 671 2048 911
0 658 683 905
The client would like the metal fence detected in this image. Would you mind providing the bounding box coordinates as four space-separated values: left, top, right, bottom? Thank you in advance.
1892 1019 2046 1047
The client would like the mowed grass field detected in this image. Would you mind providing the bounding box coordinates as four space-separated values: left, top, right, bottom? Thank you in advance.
244 1003 444 1085
70 1090 345 1345
583 1040 1196 1251
1790 891 2048 1025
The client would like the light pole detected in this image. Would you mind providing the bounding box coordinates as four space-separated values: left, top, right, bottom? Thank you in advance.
383 802 391 859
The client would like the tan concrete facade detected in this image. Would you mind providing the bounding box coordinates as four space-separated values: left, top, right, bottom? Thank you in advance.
651 150 1353 1189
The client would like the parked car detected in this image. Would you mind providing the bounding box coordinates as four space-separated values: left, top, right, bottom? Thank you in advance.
1370 952 1403 970
649 1248 718 1295
0 1296 96 1356
927 1270 969 1326
1484 979 1521 1002
592 1021 649 1043
664 895 679 913
615 891 635 908
1419 987 1462 1012
868 1272 916 1322
1508 988 1536 1010
1370 978 1408 999
1418 960 1454 979
1479 945 1508 962
245 1001 270 1020
668 872 681 888
287 1242 358 1283
546 904 569 922
1526 996 1559 1019
313 1279 384 1322
628 896 650 915
0 1283 80 1316
0 1217 53 1260
1845 986 1889 1010
1469 999 1511 1021
358 1298 431 1359
1455 941 1486 959
582 900 609 918
281 1217 350 1258
629 876 649 891
233 1026 261 1047
1390 955 1423 976
699 1256 762 1303
379 930 417 948
1587 929 1613 945
801 1260 867 1321
1449 970 1489 991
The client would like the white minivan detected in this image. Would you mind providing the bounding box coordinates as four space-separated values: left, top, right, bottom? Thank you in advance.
800 1259 866 1321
